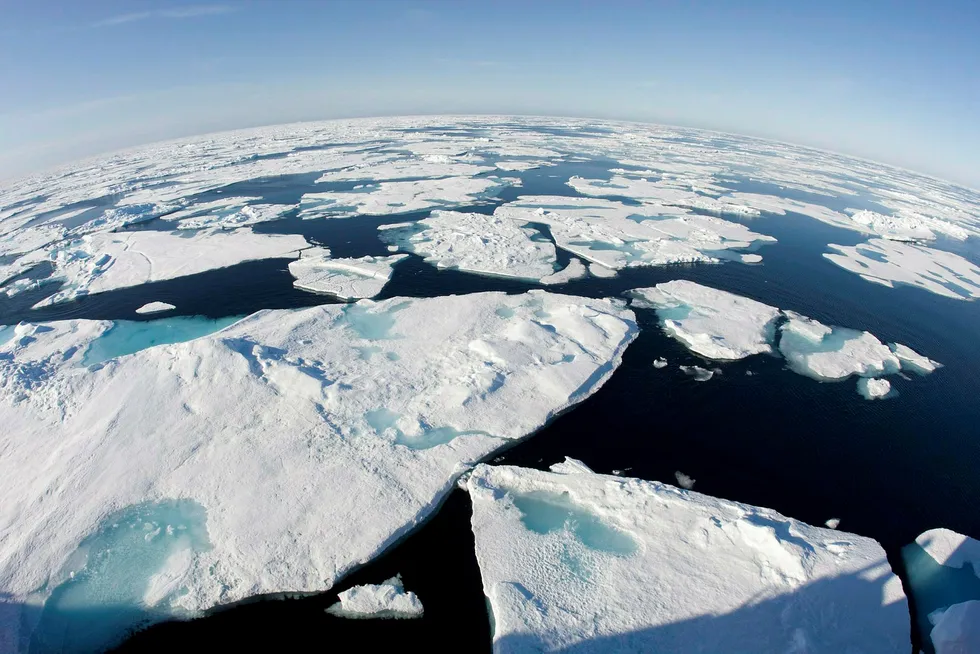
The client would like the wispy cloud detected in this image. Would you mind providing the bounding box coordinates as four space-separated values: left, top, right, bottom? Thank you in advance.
91 4 234 28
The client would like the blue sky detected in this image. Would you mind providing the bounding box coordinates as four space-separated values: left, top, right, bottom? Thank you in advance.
1 0 978 186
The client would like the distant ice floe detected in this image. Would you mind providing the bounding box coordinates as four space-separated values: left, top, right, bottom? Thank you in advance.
902 529 980 654
288 247 407 299
163 199 296 231
679 365 716 381
9 229 309 308
466 463 908 653
630 280 941 398
314 159 493 183
325 575 424 620
0 290 636 652
135 301 176 315
824 238 980 301
379 211 558 282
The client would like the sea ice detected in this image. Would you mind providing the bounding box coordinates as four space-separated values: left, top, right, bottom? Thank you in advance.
929 600 980 654
287 247 407 299
324 575 424 620
857 377 892 400
82 315 244 366
135 302 176 315
314 159 493 182
466 463 908 653
824 238 980 301
379 211 559 281
889 343 943 375
21 229 309 307
539 259 587 285
778 311 901 381
629 280 781 360
0 291 636 652
652 357 668 369
673 470 695 489
679 364 715 381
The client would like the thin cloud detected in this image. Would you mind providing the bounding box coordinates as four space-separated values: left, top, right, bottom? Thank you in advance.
91 4 234 28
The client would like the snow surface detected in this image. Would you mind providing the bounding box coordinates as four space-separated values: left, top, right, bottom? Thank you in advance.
629 280 781 360
466 463 908 653
0 290 636 652
857 377 892 400
287 247 407 299
890 343 943 375
824 239 980 301
679 364 716 381
379 211 558 281
930 600 980 654
325 575 424 620
135 302 176 315
539 259 588 285
914 529 980 573
778 311 901 381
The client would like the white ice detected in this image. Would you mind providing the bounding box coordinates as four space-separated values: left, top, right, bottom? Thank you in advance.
325 575 424 620
315 159 493 182
912 529 980 573
168 201 295 231
466 463 908 653
930 600 980 654
379 211 559 282
135 302 176 315
889 343 943 375
539 259 588 285
778 311 901 381
857 377 892 400
20 228 308 307
679 364 715 381
824 238 980 301
0 290 636 652
673 470 695 489
652 357 668 369
287 247 407 299
629 280 781 360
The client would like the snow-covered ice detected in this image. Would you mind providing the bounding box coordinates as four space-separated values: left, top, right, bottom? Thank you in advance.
824 238 980 301
825 519 841 529
629 280 781 360
379 211 559 281
890 343 943 375
135 301 176 315
673 470 695 489
325 575 424 620
539 259 588 285
287 247 407 299
679 364 716 381
929 600 980 654
466 463 908 653
857 377 892 400
652 357 668 369
778 311 900 381
0 290 636 652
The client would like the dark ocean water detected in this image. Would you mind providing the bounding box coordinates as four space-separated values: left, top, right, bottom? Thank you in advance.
3 154 979 652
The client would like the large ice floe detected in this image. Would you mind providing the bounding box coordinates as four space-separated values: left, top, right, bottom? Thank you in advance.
325 575 424 620
902 529 980 654
629 280 940 397
287 247 407 299
466 461 908 653
824 238 980 301
6 228 309 308
0 290 636 652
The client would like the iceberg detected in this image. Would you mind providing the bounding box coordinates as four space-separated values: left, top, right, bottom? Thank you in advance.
856 377 892 400
466 463 909 653
778 311 900 381
21 229 309 307
824 238 980 301
135 302 176 315
287 247 407 299
379 211 558 281
325 576 424 619
629 280 781 360
0 291 636 652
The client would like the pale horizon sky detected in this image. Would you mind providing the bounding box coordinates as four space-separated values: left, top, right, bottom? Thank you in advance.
2 0 978 187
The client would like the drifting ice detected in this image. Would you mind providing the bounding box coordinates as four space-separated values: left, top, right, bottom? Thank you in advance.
287 247 407 299
325 575 424 620
135 301 176 315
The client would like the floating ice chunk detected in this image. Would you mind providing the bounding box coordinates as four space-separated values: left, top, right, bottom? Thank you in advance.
325 575 424 620
779 311 900 381
466 463 909 653
679 364 715 381
379 210 558 281
652 357 668 369
0 291 637 650
674 470 695 489
549 457 594 475
847 209 938 242
825 518 841 529
82 315 243 366
135 301 176 315
539 259 587 285
902 529 980 650
857 377 892 400
824 238 980 300
288 248 407 299
315 159 492 182
588 263 617 278
173 203 295 231
494 196 775 270
889 343 943 375
629 280 781 360
27 229 308 307
930 600 980 654
568 174 765 217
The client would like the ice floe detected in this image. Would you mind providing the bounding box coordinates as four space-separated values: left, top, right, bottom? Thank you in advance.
778 311 900 381
325 575 424 620
0 291 636 652
379 211 558 281
856 377 892 400
629 280 781 360
287 247 407 299
466 463 908 653
890 343 943 375
824 238 980 301
539 259 588 285
929 600 980 654
652 357 668 369
165 201 296 231
679 364 716 381
135 301 176 315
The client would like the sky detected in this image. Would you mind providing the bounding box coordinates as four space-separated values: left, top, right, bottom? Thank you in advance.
1 0 978 186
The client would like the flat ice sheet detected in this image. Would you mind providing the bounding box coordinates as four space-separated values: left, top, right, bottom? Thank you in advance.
466 463 908 653
135 301 176 315
0 291 637 652
288 248 407 299
824 238 980 301
778 311 900 381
